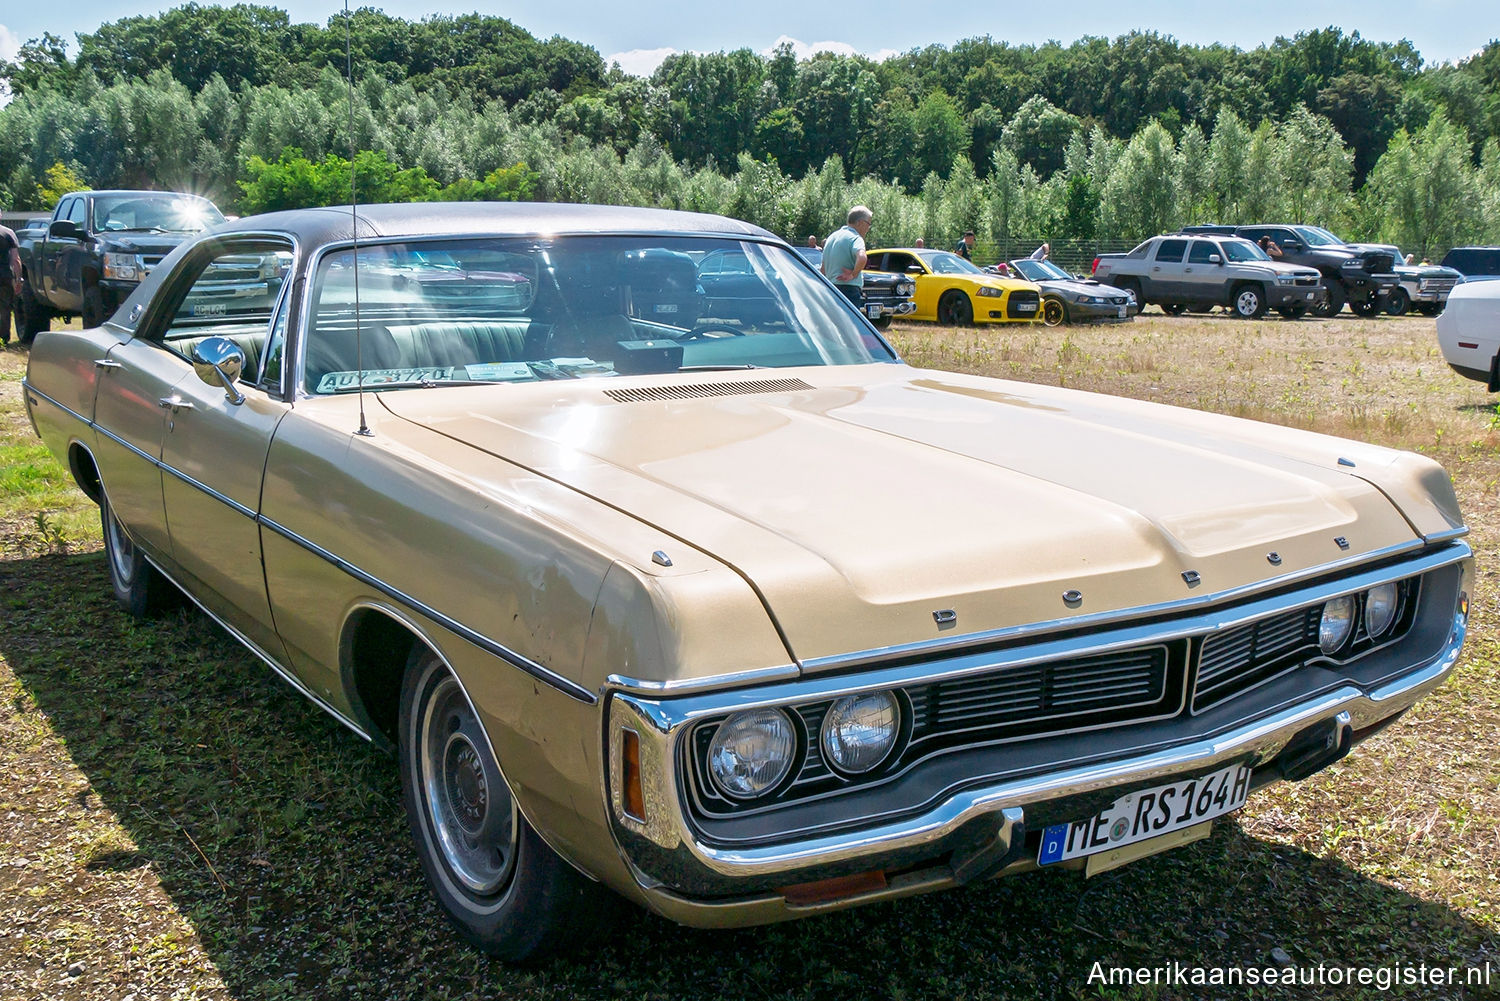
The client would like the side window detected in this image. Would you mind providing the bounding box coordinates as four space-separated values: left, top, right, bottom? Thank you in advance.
1125 242 1150 259
66 198 88 227
1154 239 1188 263
1188 241 1217 264
53 197 72 223
884 253 918 272
143 240 294 387
863 253 886 272
1273 229 1298 245
258 285 291 393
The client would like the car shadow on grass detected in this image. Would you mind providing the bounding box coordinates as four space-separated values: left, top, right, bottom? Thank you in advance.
2 550 1498 1000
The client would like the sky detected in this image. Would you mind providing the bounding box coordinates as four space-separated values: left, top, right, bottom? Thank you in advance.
2 1 1498 81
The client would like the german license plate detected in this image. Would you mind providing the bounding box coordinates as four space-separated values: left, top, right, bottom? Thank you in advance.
1016 302 1036 312
1116 306 1126 318
1037 762 1251 866
866 304 882 318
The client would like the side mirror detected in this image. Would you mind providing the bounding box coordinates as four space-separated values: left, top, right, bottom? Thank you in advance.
1282 241 1302 252
906 265 924 274
49 219 83 240
1209 254 1222 265
191 336 246 405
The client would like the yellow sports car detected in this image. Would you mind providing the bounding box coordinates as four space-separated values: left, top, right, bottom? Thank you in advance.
866 247 1042 324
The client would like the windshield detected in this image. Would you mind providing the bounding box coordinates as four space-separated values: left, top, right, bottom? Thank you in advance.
917 250 984 276
93 194 225 234
303 235 896 394
1011 259 1070 281
1292 226 1343 248
1222 239 1270 263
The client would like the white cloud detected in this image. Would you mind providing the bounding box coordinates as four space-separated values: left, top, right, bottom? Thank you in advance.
763 34 899 64
605 36 898 79
605 47 679 78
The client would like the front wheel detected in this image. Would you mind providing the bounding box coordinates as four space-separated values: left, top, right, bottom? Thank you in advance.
1386 287 1411 316
937 290 973 326
1041 297 1066 326
1161 303 1186 316
82 283 106 329
1231 284 1267 319
1313 282 1346 317
400 649 596 961
100 492 178 618
17 281 50 344
1349 293 1382 317
1276 303 1308 319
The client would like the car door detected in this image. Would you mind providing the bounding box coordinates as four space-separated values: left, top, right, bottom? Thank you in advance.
1182 239 1223 305
43 197 85 310
1145 238 1188 302
152 239 295 657
881 252 934 318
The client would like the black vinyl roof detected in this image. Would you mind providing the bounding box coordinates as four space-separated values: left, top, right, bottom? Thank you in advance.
214 201 778 246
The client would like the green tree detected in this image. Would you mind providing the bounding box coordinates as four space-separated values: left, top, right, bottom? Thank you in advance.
1363 113 1483 256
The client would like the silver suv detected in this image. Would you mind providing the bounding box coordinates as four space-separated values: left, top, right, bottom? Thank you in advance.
1094 234 1327 318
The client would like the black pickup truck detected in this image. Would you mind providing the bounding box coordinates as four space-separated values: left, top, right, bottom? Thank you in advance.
16 189 225 340
1182 224 1397 317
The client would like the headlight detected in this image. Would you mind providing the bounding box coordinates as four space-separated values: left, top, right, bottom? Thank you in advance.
975 286 1005 297
1319 596 1356 654
898 282 914 295
820 691 901 774
1276 275 1296 285
103 252 140 282
1364 583 1400 638
1071 293 1107 304
707 709 796 799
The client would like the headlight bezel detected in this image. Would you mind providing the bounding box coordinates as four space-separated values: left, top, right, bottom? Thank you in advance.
704 707 799 801
819 689 904 776
103 252 141 282
975 286 1005 297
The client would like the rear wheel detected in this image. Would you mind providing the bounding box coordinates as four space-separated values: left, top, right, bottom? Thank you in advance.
1041 297 1066 326
937 290 973 326
1386 287 1411 316
1276 303 1308 319
100 493 178 618
17 280 50 344
1161 303 1186 316
399 648 597 961
1416 303 1442 317
1231 284 1267 319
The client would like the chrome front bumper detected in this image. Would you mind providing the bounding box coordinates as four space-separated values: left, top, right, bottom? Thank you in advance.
604 548 1469 926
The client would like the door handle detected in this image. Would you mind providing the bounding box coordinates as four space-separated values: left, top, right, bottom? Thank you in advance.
1151 266 1161 272
158 396 194 412
94 359 123 371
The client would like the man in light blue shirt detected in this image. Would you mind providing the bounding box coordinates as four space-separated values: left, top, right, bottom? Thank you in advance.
822 205 872 308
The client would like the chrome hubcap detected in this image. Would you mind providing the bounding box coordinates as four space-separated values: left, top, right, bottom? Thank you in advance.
106 509 135 587
419 672 517 895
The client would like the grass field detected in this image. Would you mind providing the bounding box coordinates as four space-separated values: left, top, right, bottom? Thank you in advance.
2 312 1499 1000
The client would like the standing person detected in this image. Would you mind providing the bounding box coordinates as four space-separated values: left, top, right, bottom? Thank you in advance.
0 211 21 346
822 205 872 309
914 238 926 248
955 231 975 261
1029 242 1050 261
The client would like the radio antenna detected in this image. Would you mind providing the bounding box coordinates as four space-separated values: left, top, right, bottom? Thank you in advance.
345 0 372 436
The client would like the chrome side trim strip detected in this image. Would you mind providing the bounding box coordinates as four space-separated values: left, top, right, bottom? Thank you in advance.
800 538 1433 674
23 382 92 429
259 515 597 705
160 463 257 520
141 552 373 743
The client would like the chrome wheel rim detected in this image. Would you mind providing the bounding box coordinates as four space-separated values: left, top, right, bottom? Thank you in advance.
1236 291 1259 316
419 672 518 895
105 508 136 587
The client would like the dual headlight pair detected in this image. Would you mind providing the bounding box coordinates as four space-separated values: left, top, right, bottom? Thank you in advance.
707 691 902 800
1318 581 1401 654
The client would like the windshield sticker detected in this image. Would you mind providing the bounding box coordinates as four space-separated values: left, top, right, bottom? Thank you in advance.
463 362 536 382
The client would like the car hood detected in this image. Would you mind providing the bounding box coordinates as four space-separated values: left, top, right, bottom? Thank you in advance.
1038 278 1132 298
98 233 194 255
376 365 1456 667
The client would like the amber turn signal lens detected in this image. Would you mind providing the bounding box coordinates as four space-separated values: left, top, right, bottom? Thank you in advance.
621 728 645 821
777 869 887 906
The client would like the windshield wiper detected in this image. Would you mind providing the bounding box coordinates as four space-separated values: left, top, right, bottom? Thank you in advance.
678 364 764 372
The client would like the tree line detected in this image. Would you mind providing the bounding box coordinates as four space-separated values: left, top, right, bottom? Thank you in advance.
1 6 1497 257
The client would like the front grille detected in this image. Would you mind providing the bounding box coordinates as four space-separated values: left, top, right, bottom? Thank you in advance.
1360 253 1396 273
1294 276 1320 286
1194 608 1320 711
1007 290 1041 318
1418 278 1458 294
688 643 1184 815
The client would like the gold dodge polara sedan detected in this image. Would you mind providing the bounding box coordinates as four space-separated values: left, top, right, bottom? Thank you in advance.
23 203 1472 959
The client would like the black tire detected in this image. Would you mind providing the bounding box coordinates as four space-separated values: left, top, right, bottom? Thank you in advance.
1386 287 1411 316
1277 303 1308 319
17 280 49 344
1116 278 1142 310
1349 293 1382 317
1231 284 1267 319
871 314 892 330
1314 281 1346 317
1041 297 1066 326
1416 302 1442 317
1161 303 1187 316
100 492 178 618
399 648 597 961
937 290 973 326
82 282 106 329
